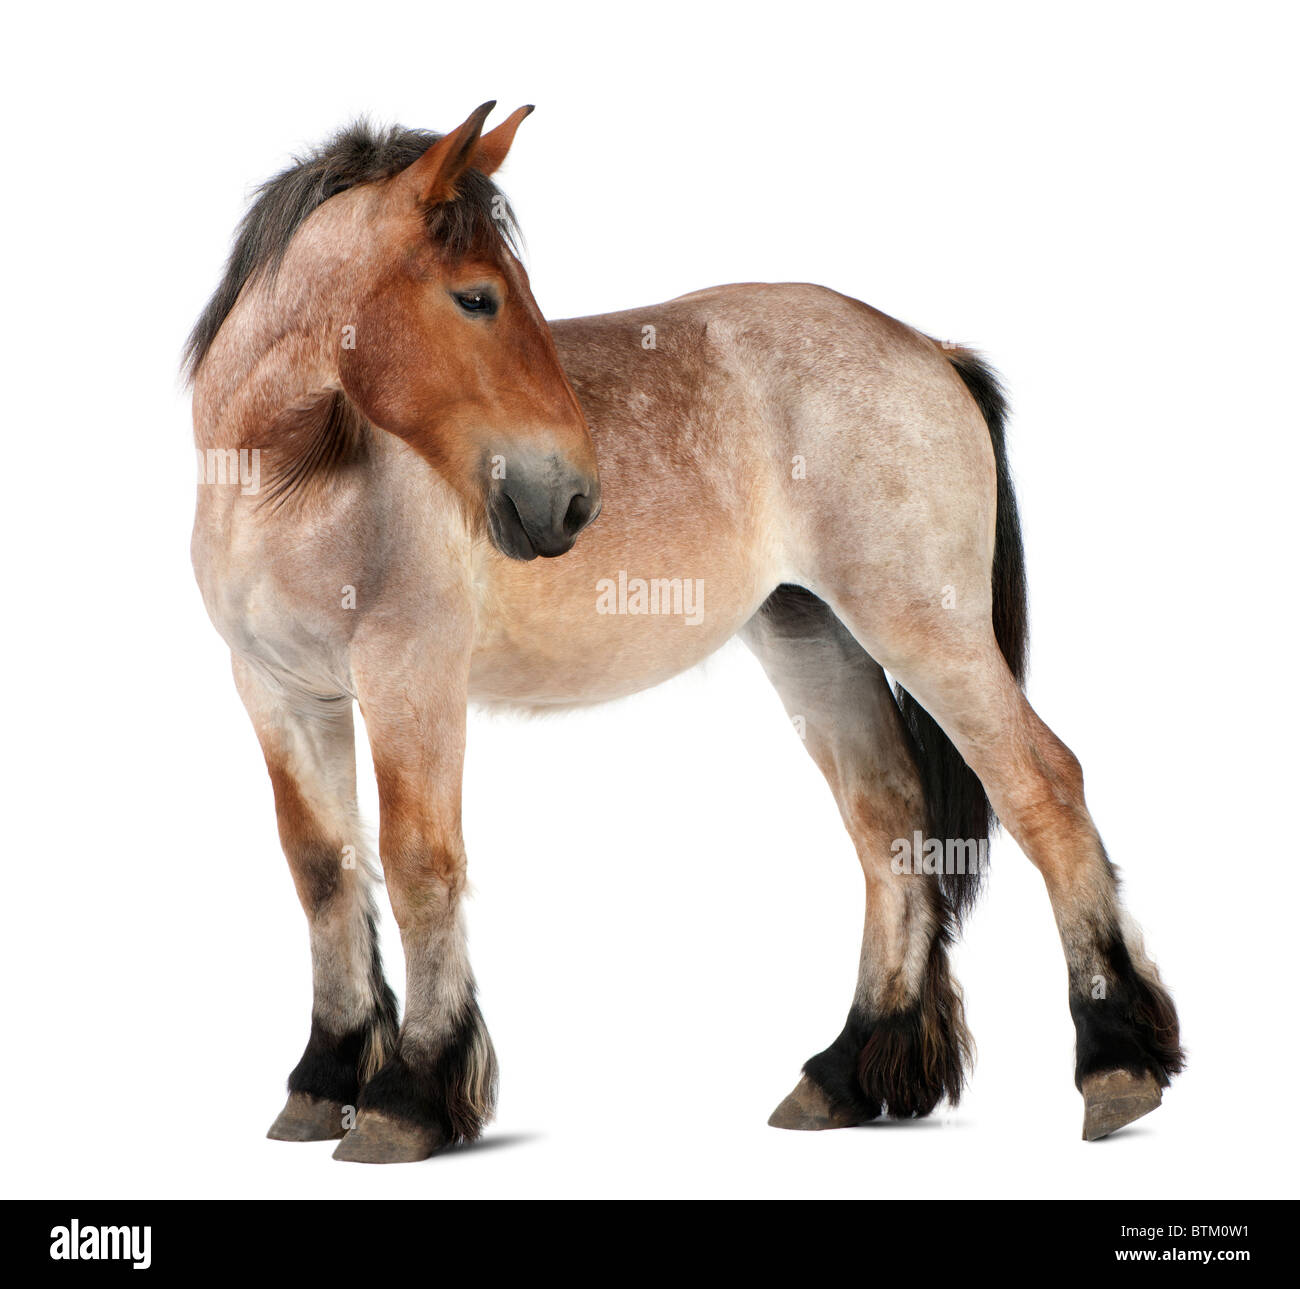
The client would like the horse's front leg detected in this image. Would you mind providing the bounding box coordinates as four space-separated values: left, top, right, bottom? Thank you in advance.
232 655 400 1143
333 636 496 1164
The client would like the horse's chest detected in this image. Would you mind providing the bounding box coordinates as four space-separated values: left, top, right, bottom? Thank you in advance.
193 509 367 692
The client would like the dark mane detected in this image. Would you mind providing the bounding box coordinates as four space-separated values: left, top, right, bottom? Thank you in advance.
182 120 521 383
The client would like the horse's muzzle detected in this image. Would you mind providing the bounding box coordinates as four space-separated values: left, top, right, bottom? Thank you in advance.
487 456 601 560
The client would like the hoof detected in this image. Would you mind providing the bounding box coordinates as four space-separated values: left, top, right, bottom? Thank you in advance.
332 1110 444 1164
267 1092 347 1142
1081 1069 1163 1141
768 1074 862 1131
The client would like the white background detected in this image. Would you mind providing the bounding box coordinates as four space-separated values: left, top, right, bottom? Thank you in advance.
3 1 1296 1200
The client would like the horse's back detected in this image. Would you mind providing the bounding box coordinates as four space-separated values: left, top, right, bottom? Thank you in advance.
549 282 998 600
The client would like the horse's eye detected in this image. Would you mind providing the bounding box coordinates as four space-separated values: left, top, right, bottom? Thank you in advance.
453 291 497 317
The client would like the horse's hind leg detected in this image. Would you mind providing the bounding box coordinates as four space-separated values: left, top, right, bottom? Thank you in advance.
832 603 1184 1139
233 655 398 1141
742 588 972 1129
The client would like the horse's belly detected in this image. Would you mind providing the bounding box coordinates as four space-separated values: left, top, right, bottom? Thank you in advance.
468 556 768 707
468 601 755 707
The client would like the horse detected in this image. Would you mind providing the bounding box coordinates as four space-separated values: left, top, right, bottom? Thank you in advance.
187 102 1184 1163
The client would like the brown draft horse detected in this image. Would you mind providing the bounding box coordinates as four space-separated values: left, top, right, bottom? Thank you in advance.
188 103 1183 1163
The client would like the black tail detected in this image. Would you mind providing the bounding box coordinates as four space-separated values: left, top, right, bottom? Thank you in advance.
894 348 1029 922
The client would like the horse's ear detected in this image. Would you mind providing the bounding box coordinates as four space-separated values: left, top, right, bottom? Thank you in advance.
472 104 534 177
401 101 497 206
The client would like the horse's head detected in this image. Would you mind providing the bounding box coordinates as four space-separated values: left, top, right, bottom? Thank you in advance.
327 104 599 559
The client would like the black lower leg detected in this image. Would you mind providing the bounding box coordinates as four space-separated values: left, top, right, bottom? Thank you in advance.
287 932 399 1106
355 995 497 1146
1070 925 1184 1089
804 932 972 1121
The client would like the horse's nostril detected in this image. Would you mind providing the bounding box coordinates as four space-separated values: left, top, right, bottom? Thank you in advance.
562 490 595 537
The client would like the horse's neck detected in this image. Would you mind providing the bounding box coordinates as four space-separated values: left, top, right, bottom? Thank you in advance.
192 281 334 450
